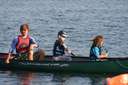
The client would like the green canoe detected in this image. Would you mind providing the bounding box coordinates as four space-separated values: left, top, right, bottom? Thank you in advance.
0 53 128 74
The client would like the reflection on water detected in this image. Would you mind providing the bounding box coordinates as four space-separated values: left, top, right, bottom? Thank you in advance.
63 77 91 85
18 72 33 85
0 71 107 85
0 60 120 85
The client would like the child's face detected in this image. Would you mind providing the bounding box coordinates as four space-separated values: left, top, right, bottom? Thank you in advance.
21 27 29 36
61 36 66 41
59 35 66 42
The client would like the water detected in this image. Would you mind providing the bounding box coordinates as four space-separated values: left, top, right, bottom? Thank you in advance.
0 0 128 85
0 71 106 85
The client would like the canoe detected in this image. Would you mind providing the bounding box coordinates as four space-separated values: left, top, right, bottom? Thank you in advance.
0 53 128 74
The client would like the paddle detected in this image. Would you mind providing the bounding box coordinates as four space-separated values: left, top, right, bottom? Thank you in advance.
71 52 76 56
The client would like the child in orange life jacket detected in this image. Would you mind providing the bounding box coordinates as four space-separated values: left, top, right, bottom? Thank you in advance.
5 24 38 63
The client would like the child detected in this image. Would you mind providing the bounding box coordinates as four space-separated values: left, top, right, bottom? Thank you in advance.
89 35 108 59
53 30 72 61
5 24 38 63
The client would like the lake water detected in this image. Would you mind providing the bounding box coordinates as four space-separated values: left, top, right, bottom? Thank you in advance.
0 0 128 85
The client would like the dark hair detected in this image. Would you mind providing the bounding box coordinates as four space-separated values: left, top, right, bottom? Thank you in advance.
20 24 29 32
91 35 104 47
58 30 67 37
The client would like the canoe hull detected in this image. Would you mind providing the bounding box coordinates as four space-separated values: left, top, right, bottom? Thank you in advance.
0 60 128 74
0 53 128 74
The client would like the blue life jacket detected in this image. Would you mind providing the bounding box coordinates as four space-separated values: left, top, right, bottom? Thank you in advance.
89 46 102 60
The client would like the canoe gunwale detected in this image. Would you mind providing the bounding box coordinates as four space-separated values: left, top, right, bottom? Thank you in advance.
0 52 128 61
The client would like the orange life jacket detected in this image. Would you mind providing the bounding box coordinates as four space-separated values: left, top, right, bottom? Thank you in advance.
16 35 30 53
107 73 128 85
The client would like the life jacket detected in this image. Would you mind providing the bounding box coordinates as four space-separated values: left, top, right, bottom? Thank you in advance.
16 35 30 53
107 74 128 85
53 40 65 56
90 46 101 59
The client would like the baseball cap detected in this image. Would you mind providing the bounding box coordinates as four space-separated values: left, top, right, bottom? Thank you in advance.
58 30 67 38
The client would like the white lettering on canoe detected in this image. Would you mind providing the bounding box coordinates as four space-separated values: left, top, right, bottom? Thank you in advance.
19 62 69 67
